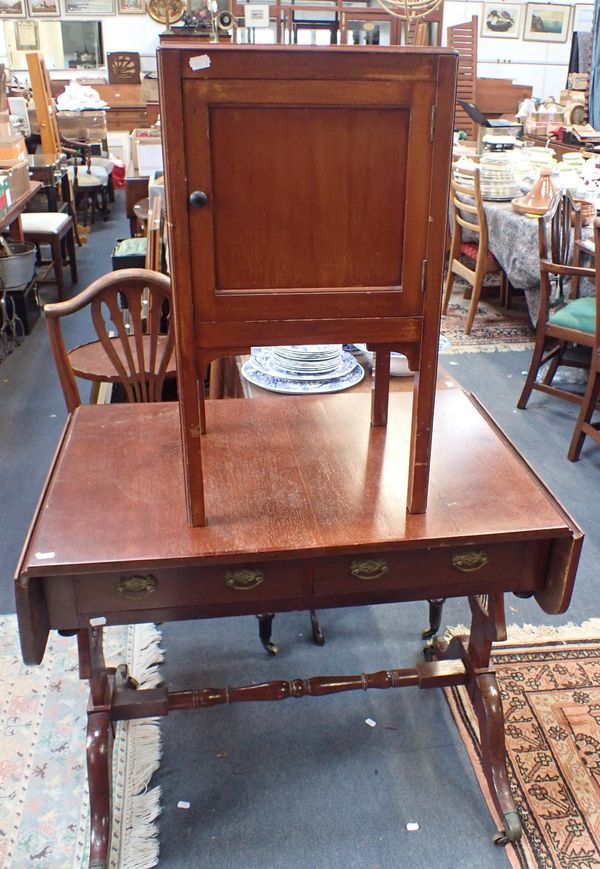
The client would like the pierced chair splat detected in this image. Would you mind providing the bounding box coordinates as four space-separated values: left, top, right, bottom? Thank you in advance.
517 194 600 460
443 164 508 335
44 268 175 413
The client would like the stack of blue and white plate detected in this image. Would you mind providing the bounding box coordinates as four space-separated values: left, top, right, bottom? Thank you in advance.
242 344 364 394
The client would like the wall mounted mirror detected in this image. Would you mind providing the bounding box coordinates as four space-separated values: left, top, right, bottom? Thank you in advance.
4 20 104 70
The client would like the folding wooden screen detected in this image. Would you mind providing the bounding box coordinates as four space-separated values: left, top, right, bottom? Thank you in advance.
447 17 478 139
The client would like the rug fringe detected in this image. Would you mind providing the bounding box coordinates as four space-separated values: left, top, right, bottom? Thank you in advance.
109 623 164 869
444 618 600 643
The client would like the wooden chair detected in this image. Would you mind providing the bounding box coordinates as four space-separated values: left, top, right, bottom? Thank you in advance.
517 195 599 460
442 164 508 335
44 269 175 413
21 212 77 301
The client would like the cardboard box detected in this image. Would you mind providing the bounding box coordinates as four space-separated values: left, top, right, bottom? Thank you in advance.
141 75 159 103
137 140 163 175
0 160 30 202
130 128 162 171
0 173 11 217
568 73 589 91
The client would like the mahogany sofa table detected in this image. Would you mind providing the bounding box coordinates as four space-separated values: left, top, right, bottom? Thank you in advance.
15 390 581 867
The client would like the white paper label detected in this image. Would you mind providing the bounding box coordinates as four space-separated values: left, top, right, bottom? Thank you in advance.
189 55 211 71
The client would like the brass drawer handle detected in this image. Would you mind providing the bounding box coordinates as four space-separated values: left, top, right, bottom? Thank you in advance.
350 558 389 581
225 568 265 591
451 551 489 573
117 574 157 599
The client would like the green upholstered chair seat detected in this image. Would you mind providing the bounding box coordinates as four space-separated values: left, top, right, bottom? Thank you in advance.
549 297 596 334
113 237 147 257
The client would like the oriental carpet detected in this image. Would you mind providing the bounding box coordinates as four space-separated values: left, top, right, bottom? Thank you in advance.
0 616 163 869
445 621 600 869
440 286 535 354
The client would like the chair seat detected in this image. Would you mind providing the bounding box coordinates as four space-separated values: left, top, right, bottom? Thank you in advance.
549 297 596 334
21 212 71 235
67 167 103 189
69 335 176 382
90 157 114 174
460 241 497 266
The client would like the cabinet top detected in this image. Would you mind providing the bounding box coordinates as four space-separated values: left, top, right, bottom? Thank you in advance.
157 42 458 80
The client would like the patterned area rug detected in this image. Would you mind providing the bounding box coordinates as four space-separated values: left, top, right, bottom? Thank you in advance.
445 621 600 868
441 286 535 354
0 616 163 868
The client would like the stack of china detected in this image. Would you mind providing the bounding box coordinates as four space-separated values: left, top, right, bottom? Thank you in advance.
528 146 555 170
507 150 534 187
555 152 586 191
453 155 477 188
562 152 585 172
242 344 364 394
479 153 518 200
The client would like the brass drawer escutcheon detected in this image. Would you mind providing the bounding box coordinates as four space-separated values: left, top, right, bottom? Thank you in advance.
349 558 389 581
451 551 489 573
225 568 265 591
117 574 157 599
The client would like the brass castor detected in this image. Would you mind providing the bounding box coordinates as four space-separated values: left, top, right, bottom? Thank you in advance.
493 811 522 847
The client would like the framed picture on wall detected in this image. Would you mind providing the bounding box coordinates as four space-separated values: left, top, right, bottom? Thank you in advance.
65 0 114 13
28 0 61 15
0 0 26 17
117 0 145 12
481 3 523 38
15 18 39 47
523 3 572 42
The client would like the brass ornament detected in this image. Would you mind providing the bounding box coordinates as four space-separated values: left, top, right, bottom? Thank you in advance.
225 568 265 590
117 574 157 599
349 558 390 581
451 551 490 573
146 0 185 25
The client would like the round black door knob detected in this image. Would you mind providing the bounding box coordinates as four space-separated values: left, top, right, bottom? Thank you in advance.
189 190 209 208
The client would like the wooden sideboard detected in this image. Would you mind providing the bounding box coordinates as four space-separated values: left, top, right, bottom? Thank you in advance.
49 81 159 131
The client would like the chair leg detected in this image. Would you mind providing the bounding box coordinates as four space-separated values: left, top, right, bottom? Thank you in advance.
101 187 109 222
542 341 566 386
442 230 461 315
82 192 89 228
500 271 511 309
442 263 456 315
66 227 78 284
568 356 600 461
517 333 550 409
464 261 486 336
51 236 65 301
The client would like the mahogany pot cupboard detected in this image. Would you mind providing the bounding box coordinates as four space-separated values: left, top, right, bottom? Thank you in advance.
157 45 459 525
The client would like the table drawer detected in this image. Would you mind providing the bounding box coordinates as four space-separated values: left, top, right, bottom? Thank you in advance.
74 560 306 615
312 542 539 598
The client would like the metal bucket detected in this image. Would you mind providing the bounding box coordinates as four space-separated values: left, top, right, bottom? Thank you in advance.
0 242 36 291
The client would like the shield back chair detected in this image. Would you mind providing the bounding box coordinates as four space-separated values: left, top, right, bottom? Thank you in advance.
517 194 599 460
44 268 175 413
442 164 508 335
